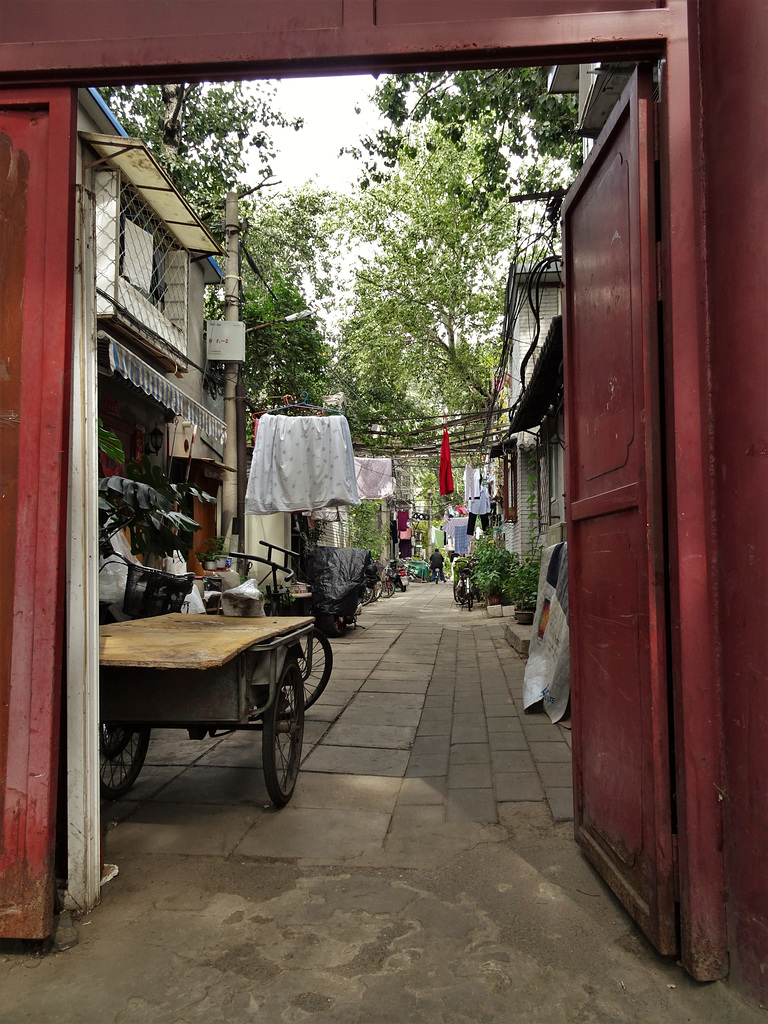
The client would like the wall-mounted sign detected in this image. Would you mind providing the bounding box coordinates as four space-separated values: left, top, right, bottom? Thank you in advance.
206 321 245 361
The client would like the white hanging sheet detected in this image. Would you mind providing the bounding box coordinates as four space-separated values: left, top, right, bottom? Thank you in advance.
354 457 394 499
245 413 359 514
464 464 480 505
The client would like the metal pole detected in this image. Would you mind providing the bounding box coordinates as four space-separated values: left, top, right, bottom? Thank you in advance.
221 190 240 545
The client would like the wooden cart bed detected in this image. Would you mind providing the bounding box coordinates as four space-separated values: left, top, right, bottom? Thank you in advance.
99 614 315 670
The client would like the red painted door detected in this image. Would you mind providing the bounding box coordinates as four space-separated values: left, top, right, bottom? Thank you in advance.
0 92 76 938
562 68 676 955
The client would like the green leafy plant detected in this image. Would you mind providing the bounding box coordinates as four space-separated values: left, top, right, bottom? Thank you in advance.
200 535 228 563
348 499 385 558
471 537 518 605
99 454 215 562
510 552 542 611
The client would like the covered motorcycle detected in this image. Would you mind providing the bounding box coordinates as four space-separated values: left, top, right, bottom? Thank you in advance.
306 546 372 638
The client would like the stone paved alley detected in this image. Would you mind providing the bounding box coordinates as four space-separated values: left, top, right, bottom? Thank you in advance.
1 583 763 1023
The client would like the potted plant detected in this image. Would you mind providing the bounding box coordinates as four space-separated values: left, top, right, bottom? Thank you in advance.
471 538 518 614
200 535 227 570
510 552 542 624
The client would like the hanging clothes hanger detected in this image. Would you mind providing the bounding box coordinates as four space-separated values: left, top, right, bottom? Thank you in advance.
252 391 343 424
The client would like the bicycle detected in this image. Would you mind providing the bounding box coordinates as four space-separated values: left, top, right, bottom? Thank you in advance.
453 557 479 612
230 542 333 711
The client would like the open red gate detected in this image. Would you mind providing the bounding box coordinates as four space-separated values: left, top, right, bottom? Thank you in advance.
562 68 677 955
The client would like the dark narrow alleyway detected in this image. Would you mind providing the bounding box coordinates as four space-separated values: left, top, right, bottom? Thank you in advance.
0 584 762 1023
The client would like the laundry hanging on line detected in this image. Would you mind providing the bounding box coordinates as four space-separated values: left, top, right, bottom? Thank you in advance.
354 457 394 499
245 413 359 514
439 423 454 495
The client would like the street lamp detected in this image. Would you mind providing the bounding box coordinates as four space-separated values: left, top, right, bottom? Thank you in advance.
245 309 312 332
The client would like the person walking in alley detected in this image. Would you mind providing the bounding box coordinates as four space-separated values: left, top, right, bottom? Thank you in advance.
429 547 446 583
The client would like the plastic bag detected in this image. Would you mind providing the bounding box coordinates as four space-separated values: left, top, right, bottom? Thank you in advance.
221 578 266 617
522 543 571 723
181 585 206 615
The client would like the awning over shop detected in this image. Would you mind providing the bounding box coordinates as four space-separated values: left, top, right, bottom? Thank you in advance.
509 316 563 433
107 337 227 445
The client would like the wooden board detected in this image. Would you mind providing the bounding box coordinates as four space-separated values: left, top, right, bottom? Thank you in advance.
99 614 314 670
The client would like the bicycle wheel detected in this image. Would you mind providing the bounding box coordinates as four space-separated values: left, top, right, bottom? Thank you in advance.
362 584 375 606
100 723 151 799
466 584 473 612
453 579 461 604
262 657 304 807
295 626 333 709
381 577 395 599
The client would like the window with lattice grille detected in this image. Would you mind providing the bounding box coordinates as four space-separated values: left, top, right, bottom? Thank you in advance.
94 168 189 355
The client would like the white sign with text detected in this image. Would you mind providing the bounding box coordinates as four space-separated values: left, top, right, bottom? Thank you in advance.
206 321 245 361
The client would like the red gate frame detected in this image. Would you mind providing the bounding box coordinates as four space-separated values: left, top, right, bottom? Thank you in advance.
0 0 728 984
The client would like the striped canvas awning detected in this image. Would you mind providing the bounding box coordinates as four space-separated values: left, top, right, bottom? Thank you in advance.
107 338 227 445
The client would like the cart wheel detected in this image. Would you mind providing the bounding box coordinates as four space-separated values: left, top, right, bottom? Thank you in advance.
100 723 151 799
295 626 333 710
262 658 304 807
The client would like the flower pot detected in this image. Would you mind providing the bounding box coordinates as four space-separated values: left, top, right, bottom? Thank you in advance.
487 594 501 606
514 608 535 625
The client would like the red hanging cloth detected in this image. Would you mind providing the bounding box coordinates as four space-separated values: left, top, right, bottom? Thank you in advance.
439 415 454 495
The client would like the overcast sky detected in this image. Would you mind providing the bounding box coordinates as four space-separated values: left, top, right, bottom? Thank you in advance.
255 74 381 193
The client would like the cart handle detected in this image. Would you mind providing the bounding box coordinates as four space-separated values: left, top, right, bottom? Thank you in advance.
229 552 295 586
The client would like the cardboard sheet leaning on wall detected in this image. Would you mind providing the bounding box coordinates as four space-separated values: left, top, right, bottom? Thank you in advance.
523 543 570 723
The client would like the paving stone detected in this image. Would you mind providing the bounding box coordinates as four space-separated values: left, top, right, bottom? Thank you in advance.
406 753 450 777
488 731 529 752
450 743 491 765
303 744 410 777
494 773 546 802
235 808 390 861
361 677 430 694
445 788 497 823
106 802 260 857
547 787 575 822
451 724 488 744
529 741 572 763
340 704 422 728
397 777 446 805
448 762 494 790
390 804 445 830
322 722 417 750
538 762 573 788
411 735 451 758
492 750 536 773
289 772 401 812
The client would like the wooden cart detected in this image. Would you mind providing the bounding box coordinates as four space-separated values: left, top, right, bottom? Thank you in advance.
99 614 315 807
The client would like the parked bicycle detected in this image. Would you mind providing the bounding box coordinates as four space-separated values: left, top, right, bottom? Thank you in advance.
230 542 333 710
381 558 407 598
453 557 480 611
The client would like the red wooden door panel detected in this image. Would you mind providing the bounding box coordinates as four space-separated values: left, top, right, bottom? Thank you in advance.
0 93 76 938
563 68 676 955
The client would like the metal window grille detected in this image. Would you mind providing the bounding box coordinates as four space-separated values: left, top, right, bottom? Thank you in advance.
94 169 189 355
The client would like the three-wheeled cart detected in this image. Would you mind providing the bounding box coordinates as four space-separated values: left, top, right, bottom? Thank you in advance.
99 614 315 807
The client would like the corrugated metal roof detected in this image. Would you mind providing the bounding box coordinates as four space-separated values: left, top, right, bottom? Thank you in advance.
80 131 224 257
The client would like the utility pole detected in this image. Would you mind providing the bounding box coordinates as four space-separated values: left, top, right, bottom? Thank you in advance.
221 190 240 547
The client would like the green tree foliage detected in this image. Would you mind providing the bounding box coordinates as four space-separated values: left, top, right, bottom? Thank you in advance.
348 500 386 557
240 186 345 310
335 126 518 442
99 81 302 224
355 68 580 199
235 280 332 419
